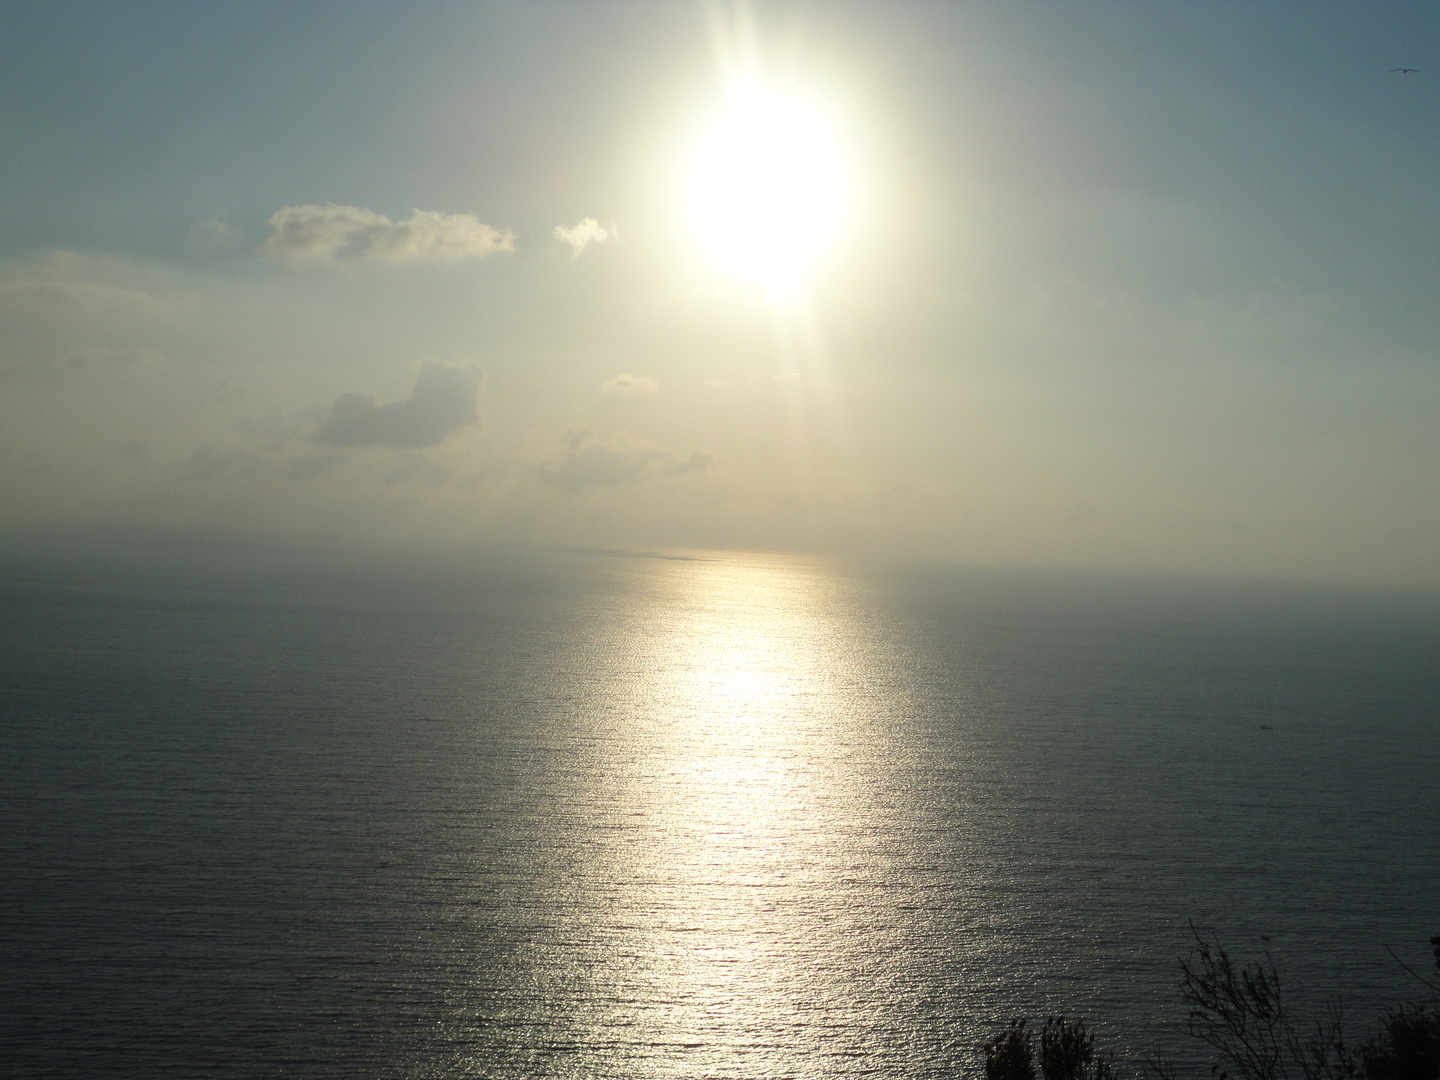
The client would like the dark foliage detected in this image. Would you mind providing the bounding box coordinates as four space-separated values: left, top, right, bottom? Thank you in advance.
1360 1005 1440 1080
984 1016 1115 1080
1358 937 1440 1080
1041 1016 1116 1080
981 929 1440 1080
986 1019 1035 1080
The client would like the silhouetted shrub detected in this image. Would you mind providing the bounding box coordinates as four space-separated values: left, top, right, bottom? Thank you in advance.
981 929 1440 1080
985 1016 1114 1080
1042 1015 1115 1080
1360 1005 1440 1080
986 1018 1035 1080
1358 935 1440 1080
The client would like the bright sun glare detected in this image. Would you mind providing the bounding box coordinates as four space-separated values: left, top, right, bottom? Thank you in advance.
689 82 845 295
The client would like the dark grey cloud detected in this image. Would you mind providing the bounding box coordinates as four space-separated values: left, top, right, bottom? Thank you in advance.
317 364 482 449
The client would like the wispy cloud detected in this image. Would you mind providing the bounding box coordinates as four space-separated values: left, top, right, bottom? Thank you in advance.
601 372 658 396
189 216 244 253
317 363 483 448
541 428 710 489
552 217 616 259
264 204 515 262
186 445 263 482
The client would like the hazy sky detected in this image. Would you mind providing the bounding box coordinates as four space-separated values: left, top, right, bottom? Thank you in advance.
3 1 1439 583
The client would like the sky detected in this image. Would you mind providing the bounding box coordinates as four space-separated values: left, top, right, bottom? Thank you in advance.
2 0 1439 584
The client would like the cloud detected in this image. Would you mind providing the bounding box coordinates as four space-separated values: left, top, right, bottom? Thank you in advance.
286 452 344 481
553 217 615 259
63 346 168 372
262 204 383 259
601 372 659 396
664 452 712 477
263 204 515 262
385 459 452 486
366 210 515 262
317 363 482 448
189 216 244 253
186 445 263 481
541 428 711 489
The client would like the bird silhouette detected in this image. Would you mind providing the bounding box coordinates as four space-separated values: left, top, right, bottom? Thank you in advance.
1391 68 1420 73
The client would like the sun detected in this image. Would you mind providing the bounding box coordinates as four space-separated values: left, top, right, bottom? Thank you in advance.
688 82 846 296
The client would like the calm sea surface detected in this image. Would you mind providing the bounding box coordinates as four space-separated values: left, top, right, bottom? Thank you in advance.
2 539 1438 1078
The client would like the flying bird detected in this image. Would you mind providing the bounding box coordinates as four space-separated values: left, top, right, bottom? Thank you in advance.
1391 68 1420 73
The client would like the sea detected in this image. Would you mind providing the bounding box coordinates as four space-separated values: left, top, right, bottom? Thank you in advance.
2 533 1437 1079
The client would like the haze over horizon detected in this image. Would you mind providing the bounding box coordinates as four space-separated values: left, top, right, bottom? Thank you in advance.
3 1 1439 585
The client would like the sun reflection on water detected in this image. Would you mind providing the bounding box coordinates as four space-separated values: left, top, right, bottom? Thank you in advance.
511 551 958 1078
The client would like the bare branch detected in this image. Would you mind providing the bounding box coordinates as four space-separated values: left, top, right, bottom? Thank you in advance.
1383 945 1440 997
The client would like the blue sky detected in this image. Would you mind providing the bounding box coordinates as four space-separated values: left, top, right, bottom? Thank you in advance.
3 1 1439 582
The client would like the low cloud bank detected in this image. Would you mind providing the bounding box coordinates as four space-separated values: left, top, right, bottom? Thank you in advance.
318 364 482 448
542 428 710 489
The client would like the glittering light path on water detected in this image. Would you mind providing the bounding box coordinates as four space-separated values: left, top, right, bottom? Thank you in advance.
463 553 968 1077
